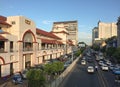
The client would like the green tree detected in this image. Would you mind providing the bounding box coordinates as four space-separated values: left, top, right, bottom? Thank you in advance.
53 61 64 75
105 36 117 44
44 61 64 75
113 47 120 63
106 47 116 57
74 50 81 57
44 61 64 82
92 44 100 51
26 69 46 87
100 45 106 53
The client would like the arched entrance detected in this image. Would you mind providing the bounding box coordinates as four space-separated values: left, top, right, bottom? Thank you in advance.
22 30 36 69
0 57 5 78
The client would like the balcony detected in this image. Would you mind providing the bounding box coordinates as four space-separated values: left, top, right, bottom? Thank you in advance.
0 48 5 53
23 47 33 51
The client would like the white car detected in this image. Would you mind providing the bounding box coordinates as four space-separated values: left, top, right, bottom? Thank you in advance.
87 66 94 73
101 64 109 71
81 60 86 65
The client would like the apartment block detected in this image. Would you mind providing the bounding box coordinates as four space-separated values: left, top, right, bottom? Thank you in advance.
92 21 117 45
51 21 78 46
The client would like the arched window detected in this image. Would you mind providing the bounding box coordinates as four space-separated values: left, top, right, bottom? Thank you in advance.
23 33 33 51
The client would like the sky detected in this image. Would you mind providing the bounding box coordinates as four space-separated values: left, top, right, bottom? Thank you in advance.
0 0 120 45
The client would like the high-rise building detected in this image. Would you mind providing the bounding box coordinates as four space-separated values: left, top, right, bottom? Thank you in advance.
98 21 117 40
92 21 117 45
117 17 120 47
92 27 99 44
52 21 78 46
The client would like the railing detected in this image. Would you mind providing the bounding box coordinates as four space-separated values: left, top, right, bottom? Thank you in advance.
0 49 5 53
23 47 33 51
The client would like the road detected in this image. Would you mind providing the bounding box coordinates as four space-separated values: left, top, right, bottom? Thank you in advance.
59 50 118 87
59 59 101 87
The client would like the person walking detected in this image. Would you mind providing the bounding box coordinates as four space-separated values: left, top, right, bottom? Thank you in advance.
95 65 98 71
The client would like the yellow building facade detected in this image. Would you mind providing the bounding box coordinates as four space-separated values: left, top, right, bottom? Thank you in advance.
0 15 73 78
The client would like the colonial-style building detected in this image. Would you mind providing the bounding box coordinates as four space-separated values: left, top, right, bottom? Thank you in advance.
0 15 74 78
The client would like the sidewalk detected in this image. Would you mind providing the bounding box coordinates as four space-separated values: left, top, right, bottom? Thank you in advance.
0 75 28 87
0 76 11 86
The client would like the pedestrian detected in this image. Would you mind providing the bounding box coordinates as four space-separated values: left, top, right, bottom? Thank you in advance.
95 65 98 71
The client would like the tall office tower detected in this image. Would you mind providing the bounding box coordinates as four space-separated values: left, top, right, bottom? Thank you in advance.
92 27 99 44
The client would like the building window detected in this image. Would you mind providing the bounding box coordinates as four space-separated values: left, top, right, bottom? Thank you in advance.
25 19 31 25
11 21 16 25
10 41 13 52
0 27 3 32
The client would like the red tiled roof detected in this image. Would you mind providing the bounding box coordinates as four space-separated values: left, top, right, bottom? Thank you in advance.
0 16 11 27
0 32 10 34
0 16 7 21
67 40 74 46
0 21 11 27
0 35 8 41
36 28 61 40
41 38 63 44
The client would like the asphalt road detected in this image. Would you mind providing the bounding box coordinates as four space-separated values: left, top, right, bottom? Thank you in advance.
59 59 101 87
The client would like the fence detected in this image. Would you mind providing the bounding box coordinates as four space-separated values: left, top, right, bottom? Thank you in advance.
46 55 81 87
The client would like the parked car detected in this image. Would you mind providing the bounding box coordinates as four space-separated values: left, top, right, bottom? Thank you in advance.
21 69 28 79
87 66 94 73
64 61 70 69
12 73 23 84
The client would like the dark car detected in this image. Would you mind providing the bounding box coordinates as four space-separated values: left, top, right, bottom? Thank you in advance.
12 73 23 84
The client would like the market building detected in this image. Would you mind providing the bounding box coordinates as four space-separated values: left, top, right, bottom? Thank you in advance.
0 15 74 78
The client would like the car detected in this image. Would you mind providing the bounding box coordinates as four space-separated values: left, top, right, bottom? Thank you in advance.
87 66 94 73
82 57 86 60
101 64 109 71
98 53 104 60
112 67 120 75
21 69 28 79
98 61 104 66
12 73 23 84
87 58 93 63
64 61 70 69
106 61 112 65
81 60 86 65
109 64 115 71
